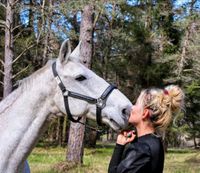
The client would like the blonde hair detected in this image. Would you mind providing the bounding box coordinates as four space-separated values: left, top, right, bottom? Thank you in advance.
140 85 184 131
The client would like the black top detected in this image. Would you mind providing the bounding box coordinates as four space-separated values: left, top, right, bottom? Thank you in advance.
108 134 164 173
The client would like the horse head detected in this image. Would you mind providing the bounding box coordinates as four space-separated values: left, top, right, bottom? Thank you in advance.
53 40 132 131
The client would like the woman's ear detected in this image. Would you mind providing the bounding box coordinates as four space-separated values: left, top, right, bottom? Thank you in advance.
142 108 151 120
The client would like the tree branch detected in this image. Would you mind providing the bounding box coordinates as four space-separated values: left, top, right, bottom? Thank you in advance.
14 29 24 42
0 24 5 29
0 20 9 30
0 69 5 75
12 24 22 32
0 81 4 86
12 0 20 7
0 59 5 66
13 43 36 64
12 65 30 79
0 20 6 28
0 2 6 9
93 10 102 29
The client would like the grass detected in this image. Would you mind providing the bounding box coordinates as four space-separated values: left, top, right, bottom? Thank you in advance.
28 143 200 173
164 148 200 173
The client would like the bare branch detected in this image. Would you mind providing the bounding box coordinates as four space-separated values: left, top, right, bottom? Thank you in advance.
0 24 5 29
12 24 22 32
13 43 36 64
0 2 6 9
183 69 193 72
13 36 46 64
93 11 101 29
0 20 9 30
0 81 4 86
0 69 5 75
12 65 30 79
14 29 23 42
12 0 20 7
0 20 6 27
178 23 192 77
0 59 5 66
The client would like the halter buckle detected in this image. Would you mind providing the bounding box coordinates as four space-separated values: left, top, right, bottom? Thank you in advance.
63 90 69 96
97 98 106 108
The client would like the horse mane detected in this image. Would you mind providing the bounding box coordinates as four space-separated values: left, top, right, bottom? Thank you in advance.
0 89 21 115
0 60 54 115
19 60 53 91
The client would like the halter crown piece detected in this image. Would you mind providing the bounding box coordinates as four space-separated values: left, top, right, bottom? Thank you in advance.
52 62 117 126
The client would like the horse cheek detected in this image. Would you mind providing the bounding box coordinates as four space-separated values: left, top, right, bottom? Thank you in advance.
53 92 65 114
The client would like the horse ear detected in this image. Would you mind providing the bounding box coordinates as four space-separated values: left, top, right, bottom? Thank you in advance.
58 40 71 64
69 41 82 62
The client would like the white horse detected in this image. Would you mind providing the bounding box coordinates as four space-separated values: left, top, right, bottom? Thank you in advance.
0 40 132 173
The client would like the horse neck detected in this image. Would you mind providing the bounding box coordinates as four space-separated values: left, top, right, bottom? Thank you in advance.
0 64 57 173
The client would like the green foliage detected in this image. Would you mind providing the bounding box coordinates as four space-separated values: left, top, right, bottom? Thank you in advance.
184 81 200 140
165 112 188 148
186 81 200 96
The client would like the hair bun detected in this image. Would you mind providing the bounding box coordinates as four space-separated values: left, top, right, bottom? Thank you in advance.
164 85 184 112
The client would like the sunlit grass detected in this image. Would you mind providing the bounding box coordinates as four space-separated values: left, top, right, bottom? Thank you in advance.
28 147 65 173
164 148 200 173
28 144 200 173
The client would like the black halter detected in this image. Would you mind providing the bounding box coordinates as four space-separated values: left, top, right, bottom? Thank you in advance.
52 62 117 126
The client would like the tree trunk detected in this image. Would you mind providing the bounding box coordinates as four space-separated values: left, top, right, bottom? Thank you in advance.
3 0 14 98
178 0 196 77
193 135 197 149
42 0 54 65
66 4 94 164
57 117 64 146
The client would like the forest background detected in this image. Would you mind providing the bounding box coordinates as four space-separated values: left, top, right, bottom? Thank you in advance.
0 0 200 169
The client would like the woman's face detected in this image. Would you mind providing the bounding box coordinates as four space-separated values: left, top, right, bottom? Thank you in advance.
128 92 145 125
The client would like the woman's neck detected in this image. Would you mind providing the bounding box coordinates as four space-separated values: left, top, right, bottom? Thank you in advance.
136 122 155 137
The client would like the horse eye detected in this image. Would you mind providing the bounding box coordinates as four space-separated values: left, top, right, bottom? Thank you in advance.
75 75 87 81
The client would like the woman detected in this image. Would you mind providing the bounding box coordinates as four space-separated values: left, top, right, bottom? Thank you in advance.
108 85 184 173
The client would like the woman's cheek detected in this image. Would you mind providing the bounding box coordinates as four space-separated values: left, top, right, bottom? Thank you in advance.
128 111 135 123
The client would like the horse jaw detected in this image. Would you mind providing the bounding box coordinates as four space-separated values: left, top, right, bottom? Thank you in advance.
86 103 132 132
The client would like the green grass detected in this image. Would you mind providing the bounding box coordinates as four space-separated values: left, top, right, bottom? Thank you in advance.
164 148 200 173
28 144 200 173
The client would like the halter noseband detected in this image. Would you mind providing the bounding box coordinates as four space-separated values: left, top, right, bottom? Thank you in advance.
52 62 117 126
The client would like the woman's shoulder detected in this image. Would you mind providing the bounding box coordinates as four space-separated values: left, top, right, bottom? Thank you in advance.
128 136 152 154
130 133 163 153
125 134 164 172
138 133 162 144
137 133 164 156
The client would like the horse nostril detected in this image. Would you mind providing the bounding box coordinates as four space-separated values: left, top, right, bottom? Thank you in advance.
122 107 131 120
122 108 127 116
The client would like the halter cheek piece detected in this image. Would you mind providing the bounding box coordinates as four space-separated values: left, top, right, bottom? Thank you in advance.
52 62 117 126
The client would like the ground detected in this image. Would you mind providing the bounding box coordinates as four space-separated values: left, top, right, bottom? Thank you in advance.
28 143 200 173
